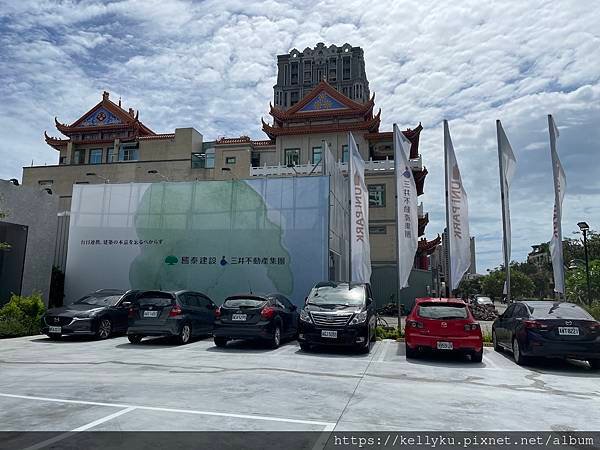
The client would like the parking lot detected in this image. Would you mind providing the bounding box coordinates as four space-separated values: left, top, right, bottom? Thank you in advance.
1 334 599 442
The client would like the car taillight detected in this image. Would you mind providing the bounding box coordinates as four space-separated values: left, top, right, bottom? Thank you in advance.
128 307 135 318
169 305 183 317
407 320 423 329
588 322 600 331
215 307 221 318
464 323 480 331
261 307 275 320
524 320 547 329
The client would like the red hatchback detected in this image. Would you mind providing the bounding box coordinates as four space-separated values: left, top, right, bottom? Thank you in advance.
405 298 483 362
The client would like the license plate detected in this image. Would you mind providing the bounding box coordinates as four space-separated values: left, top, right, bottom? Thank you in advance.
321 330 337 338
437 341 453 350
48 326 61 334
558 327 579 336
143 310 159 318
232 314 247 321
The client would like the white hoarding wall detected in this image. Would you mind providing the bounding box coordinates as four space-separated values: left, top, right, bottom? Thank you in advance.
65 177 330 306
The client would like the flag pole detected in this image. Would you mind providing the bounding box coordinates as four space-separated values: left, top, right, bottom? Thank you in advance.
443 120 452 298
497 120 511 303
347 132 352 286
393 123 403 329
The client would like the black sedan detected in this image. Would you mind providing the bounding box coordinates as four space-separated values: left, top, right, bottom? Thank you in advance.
42 289 139 340
213 294 299 349
492 301 600 368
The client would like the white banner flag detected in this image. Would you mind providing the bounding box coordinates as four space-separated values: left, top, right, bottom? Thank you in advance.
348 132 371 284
497 121 517 263
548 115 566 294
394 124 418 289
444 120 471 291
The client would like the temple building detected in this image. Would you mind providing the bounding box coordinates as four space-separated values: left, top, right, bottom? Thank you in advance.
22 42 439 304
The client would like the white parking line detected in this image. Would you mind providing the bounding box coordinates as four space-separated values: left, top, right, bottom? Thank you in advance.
23 407 136 450
0 392 335 428
376 341 389 363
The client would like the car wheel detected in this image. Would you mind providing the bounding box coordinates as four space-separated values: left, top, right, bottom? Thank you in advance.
214 336 228 348
512 337 527 366
177 323 192 345
471 349 483 363
96 318 112 340
405 343 418 359
270 325 281 349
48 333 61 341
589 359 600 370
128 334 143 344
299 342 311 352
492 330 502 352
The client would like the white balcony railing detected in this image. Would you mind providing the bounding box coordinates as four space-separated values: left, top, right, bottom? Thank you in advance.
250 155 423 177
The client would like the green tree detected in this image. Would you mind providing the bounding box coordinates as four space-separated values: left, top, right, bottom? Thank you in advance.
566 259 600 305
563 230 600 266
480 267 535 301
0 292 46 337
455 277 482 299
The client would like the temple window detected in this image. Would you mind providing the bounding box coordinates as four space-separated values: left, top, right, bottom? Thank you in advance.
341 144 348 163
343 57 351 80
290 62 299 85
367 184 386 207
225 156 237 165
106 147 116 163
290 91 299 106
251 152 260 167
284 148 300 166
119 144 138 162
89 148 103 164
328 57 337 81
192 147 215 169
311 146 322 165
303 61 312 83
72 149 85 165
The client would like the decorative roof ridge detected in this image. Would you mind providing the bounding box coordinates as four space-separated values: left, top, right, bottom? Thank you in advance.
54 91 155 136
138 133 175 140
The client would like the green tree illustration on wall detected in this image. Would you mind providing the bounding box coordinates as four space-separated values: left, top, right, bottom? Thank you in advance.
164 255 178 266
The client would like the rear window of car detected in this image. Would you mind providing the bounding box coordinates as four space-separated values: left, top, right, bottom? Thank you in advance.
418 303 468 319
223 298 267 308
476 297 493 304
137 294 174 307
529 303 594 320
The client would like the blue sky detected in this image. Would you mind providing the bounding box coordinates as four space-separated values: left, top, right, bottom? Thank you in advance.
1 0 599 273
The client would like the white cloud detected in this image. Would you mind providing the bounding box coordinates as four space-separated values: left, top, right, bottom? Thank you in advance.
1 0 599 272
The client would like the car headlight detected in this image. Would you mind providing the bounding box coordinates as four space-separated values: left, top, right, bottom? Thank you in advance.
349 311 368 325
299 309 313 324
73 315 91 320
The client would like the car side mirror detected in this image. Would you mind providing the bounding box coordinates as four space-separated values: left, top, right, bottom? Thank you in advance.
121 301 132 309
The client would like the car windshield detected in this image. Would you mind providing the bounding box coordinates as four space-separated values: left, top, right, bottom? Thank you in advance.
75 294 122 307
476 297 493 304
529 302 594 320
418 303 468 319
223 298 267 308
307 285 365 307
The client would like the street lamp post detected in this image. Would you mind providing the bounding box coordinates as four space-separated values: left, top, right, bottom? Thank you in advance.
577 221 592 306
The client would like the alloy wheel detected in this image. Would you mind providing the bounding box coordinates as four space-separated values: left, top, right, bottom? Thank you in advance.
181 325 191 344
274 327 281 347
98 319 111 339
